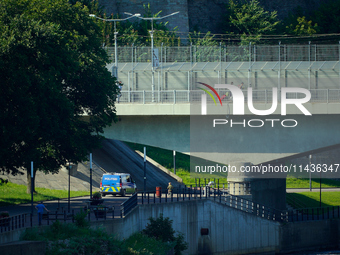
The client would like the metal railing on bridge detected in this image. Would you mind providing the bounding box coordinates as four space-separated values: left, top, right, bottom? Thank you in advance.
107 44 340 63
119 89 340 104
2 189 340 234
135 187 340 223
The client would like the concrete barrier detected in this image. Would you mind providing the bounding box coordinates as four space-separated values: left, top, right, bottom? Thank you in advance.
0 241 45 255
280 219 340 253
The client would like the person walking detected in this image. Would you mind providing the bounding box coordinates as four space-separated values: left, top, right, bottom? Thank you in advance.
35 201 49 225
167 182 173 196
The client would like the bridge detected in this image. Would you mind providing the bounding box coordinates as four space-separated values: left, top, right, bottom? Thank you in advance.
102 44 340 166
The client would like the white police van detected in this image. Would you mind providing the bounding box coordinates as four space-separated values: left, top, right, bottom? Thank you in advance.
100 173 137 197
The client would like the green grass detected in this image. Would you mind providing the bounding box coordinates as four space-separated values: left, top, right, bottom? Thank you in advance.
287 192 340 208
286 177 340 189
125 142 229 187
126 142 340 189
125 141 190 170
0 182 89 207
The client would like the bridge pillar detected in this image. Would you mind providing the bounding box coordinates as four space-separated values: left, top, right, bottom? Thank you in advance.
228 162 286 210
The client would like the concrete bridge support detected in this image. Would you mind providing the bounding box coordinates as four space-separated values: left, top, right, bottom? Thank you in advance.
228 162 286 210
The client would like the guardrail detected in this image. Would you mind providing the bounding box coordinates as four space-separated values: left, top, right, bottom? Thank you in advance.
120 193 138 217
138 187 287 222
137 186 340 223
119 89 340 104
288 206 340 222
0 213 30 233
1 190 340 234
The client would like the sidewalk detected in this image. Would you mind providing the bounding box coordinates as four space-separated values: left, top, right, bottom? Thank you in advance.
0 161 104 192
287 188 340 193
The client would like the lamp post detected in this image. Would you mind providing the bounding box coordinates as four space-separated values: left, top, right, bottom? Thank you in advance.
125 11 179 102
68 163 71 213
89 13 141 80
30 161 34 227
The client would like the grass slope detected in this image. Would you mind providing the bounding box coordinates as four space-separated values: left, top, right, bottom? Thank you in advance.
0 182 88 207
125 142 340 188
287 191 340 208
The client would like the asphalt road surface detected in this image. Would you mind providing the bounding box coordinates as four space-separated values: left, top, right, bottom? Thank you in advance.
92 139 182 191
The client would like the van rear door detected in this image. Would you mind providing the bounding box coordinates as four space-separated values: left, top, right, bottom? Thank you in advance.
102 175 121 193
122 175 135 193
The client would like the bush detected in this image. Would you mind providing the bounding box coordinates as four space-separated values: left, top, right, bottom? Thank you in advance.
74 210 89 229
0 178 8 185
92 191 102 199
142 214 188 255
0 211 9 218
121 232 174 255
21 220 121 254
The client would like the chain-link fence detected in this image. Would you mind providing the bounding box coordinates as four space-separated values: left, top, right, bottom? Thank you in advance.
106 44 340 63
107 44 340 93
119 89 340 104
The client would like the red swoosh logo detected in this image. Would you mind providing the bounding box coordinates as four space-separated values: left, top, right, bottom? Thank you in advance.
197 82 223 106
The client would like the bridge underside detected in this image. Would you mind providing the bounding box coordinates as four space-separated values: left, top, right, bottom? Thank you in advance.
103 113 340 166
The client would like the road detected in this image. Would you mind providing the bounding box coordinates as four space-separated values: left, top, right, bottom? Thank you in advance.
92 139 182 191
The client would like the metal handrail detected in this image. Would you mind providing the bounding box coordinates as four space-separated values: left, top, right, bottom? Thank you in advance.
120 193 138 217
119 89 340 104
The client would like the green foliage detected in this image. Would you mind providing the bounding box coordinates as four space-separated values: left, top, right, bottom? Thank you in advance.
122 232 174 255
189 31 218 46
143 214 176 242
69 0 104 17
0 211 9 217
74 210 89 229
0 178 8 185
22 221 121 254
95 3 180 47
225 0 280 44
21 220 175 255
312 0 340 34
20 227 41 241
142 214 188 255
0 0 117 188
93 191 102 199
285 16 318 36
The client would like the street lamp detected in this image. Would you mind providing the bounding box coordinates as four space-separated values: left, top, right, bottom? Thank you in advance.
125 11 179 102
89 13 141 80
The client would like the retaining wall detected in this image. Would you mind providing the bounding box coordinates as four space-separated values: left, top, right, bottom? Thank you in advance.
1 199 340 254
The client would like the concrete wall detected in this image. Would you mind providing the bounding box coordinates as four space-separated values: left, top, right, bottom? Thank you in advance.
0 228 27 245
280 219 340 253
0 241 46 255
1 200 340 254
92 199 280 254
92 199 340 254
138 200 280 255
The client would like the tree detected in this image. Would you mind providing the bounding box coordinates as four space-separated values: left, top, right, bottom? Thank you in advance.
143 214 188 255
225 0 280 44
0 0 118 193
285 16 318 36
312 0 340 34
96 3 180 47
